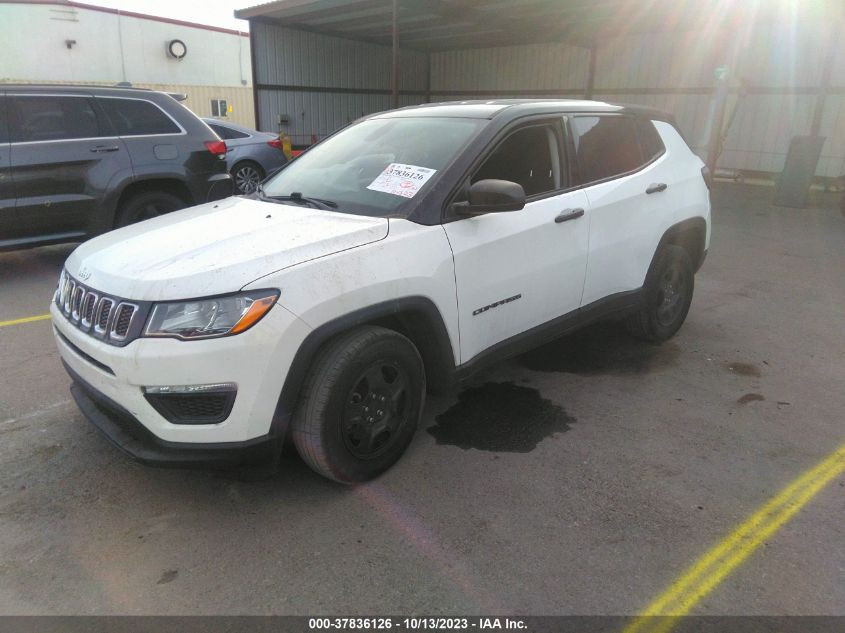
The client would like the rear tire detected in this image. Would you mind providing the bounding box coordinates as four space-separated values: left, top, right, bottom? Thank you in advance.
232 161 265 194
292 326 425 484
115 191 185 227
626 245 694 342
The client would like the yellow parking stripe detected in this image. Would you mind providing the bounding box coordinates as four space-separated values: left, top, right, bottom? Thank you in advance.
625 442 845 633
0 314 52 328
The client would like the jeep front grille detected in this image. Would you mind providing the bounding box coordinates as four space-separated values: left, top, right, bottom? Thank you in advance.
95 298 113 333
55 270 149 347
112 303 137 340
80 292 98 327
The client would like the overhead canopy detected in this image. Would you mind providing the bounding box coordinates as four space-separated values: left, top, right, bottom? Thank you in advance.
235 0 770 50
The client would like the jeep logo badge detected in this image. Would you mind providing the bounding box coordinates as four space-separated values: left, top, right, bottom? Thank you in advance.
77 267 91 281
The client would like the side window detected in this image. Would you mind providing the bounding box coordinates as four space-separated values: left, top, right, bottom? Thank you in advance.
98 98 181 136
208 123 248 140
571 116 644 184
637 119 665 163
472 124 562 197
9 96 103 142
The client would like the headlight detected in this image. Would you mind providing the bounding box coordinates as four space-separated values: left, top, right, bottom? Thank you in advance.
143 290 279 340
55 269 67 304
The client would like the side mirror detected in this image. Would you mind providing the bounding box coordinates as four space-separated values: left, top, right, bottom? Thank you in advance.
453 179 526 216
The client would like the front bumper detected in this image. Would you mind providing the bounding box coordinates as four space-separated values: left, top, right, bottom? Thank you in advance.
66 361 278 468
52 298 312 454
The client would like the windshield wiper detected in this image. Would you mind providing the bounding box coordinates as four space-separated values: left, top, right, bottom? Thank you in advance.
256 187 337 210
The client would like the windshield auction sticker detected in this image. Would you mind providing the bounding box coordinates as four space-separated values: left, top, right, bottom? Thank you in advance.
367 163 437 198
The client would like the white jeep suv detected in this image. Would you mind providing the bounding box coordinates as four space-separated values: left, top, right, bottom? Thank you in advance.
52 100 711 483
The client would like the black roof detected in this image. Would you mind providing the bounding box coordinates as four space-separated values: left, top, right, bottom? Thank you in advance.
0 84 185 101
376 99 674 123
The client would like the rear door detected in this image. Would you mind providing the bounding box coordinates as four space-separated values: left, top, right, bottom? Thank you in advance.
0 93 15 242
8 92 131 240
97 96 231 203
572 115 669 306
96 96 186 171
444 119 590 363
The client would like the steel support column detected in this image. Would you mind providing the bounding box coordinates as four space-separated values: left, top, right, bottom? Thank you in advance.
810 28 836 137
391 0 399 109
585 41 597 99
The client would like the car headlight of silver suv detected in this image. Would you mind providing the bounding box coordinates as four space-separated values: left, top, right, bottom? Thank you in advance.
143 290 279 340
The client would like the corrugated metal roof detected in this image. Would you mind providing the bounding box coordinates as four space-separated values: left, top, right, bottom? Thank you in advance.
234 0 843 51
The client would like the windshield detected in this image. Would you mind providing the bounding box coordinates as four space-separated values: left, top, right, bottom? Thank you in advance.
261 116 485 217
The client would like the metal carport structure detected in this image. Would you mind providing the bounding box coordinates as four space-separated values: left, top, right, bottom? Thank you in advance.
235 0 845 180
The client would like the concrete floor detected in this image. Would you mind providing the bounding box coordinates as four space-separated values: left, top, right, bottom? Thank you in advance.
0 182 843 615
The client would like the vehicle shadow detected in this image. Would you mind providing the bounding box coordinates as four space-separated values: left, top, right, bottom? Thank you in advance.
516 321 680 376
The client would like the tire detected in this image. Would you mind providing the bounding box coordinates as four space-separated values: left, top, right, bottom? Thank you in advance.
232 161 265 194
115 191 185 228
291 326 426 484
626 245 694 342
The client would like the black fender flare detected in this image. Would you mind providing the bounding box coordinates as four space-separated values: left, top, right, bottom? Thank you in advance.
87 169 136 235
646 217 708 284
269 296 457 441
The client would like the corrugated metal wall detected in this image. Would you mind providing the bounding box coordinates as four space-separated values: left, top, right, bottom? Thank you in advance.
252 22 428 143
427 21 845 178
251 17 845 177
430 43 589 93
819 48 845 178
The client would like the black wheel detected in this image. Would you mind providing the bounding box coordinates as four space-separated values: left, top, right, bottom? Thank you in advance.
626 245 694 342
115 191 185 228
292 326 425 484
232 161 265 194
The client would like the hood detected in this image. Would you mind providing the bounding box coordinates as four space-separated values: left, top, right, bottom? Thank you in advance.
66 197 388 301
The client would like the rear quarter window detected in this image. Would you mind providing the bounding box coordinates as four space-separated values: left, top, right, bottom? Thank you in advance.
637 119 666 163
98 98 181 136
571 115 645 184
208 123 249 140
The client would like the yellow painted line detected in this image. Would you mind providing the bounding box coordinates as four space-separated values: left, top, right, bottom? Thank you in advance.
0 314 52 328
625 442 845 633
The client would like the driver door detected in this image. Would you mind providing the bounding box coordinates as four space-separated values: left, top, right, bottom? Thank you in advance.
0 94 14 242
443 119 590 364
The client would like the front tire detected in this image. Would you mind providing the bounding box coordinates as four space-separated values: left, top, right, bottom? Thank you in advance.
115 191 185 227
626 245 694 342
292 326 425 484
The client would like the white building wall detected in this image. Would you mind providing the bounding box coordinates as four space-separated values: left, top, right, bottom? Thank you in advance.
0 2 250 86
0 1 256 126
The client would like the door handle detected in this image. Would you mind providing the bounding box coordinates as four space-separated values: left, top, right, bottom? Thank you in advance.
89 145 120 153
554 208 585 224
646 182 667 194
